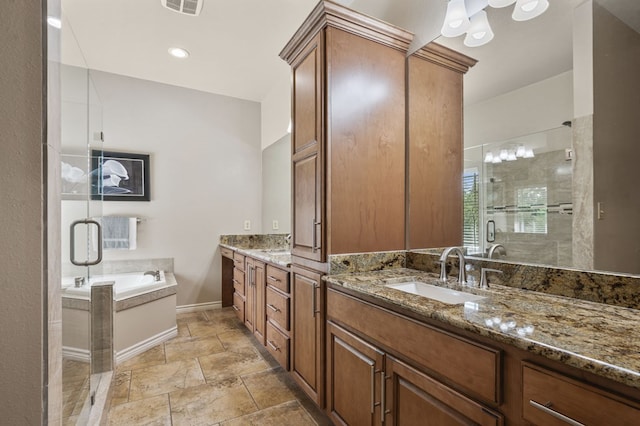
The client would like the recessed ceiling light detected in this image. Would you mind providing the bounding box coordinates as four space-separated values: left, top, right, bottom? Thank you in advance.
168 47 189 59
47 16 62 29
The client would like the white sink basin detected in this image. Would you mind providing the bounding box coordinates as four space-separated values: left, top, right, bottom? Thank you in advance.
385 281 486 305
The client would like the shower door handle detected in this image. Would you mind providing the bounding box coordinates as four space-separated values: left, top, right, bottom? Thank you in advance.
70 219 103 266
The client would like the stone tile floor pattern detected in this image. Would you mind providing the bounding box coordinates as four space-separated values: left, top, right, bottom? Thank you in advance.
104 307 332 425
62 359 90 425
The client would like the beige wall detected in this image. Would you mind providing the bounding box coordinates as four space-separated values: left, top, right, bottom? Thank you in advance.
0 0 61 423
464 71 573 149
593 2 640 274
261 73 291 150
89 70 263 307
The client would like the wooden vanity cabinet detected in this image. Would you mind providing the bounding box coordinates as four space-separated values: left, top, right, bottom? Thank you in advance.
291 265 325 406
326 288 504 425
265 264 292 370
522 362 640 426
327 321 385 426
244 257 266 345
290 31 324 263
282 1 411 262
220 247 234 307
384 356 503 426
231 252 246 322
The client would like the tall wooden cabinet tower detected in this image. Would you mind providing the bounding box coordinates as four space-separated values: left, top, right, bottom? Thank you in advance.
279 0 475 406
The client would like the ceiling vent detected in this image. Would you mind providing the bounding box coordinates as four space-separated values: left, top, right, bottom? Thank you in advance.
161 0 203 16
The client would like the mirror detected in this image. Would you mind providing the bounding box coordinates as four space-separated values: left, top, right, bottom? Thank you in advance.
463 126 574 267
262 134 291 234
266 0 640 275
432 0 640 275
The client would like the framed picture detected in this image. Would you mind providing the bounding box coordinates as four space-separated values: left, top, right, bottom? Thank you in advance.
91 150 150 201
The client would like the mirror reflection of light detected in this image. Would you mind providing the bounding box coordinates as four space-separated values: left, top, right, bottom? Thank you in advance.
464 301 480 311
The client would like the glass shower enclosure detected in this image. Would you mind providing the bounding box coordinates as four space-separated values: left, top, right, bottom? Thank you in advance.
463 126 573 266
60 64 104 424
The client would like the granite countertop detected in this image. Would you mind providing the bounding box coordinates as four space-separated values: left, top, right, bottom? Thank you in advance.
220 243 292 268
325 268 640 391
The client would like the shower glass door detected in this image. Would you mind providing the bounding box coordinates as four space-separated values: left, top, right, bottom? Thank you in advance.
61 64 104 424
463 126 573 266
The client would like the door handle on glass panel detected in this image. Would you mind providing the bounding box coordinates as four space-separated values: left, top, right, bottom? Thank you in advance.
70 219 102 266
529 400 585 426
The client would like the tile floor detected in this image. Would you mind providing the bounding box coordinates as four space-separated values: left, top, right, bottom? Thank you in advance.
62 359 90 424
103 307 333 425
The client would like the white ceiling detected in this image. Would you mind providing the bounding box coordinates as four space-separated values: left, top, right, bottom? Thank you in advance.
61 0 319 102
60 0 639 105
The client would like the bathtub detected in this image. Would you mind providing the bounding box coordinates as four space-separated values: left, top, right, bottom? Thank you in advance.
62 271 170 300
62 270 178 364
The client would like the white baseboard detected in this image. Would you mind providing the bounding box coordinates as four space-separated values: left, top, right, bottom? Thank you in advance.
63 346 90 363
115 326 178 364
176 301 222 314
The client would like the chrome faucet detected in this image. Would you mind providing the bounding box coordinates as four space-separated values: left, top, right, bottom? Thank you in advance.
74 276 85 288
480 268 503 289
439 247 466 285
488 244 507 259
144 270 161 282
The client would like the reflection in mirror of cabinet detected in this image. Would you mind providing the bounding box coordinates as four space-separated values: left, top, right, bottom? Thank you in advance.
407 46 476 249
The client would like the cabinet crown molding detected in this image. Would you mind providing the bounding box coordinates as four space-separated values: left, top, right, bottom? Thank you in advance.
280 0 413 64
413 42 478 74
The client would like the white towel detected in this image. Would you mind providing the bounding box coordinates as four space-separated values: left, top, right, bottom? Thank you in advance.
97 217 137 250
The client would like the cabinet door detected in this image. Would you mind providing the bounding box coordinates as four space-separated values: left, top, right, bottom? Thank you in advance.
327 321 384 426
252 260 266 345
244 258 255 332
385 356 503 426
522 363 640 426
291 32 324 262
291 266 324 406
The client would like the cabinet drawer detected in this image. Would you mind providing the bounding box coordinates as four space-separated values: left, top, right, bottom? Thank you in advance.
522 363 640 426
233 268 245 295
266 286 290 332
266 265 289 293
266 321 290 370
233 253 245 271
327 288 501 404
233 292 245 323
220 247 233 259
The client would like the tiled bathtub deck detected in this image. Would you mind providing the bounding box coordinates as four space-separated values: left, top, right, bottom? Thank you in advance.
104 307 331 425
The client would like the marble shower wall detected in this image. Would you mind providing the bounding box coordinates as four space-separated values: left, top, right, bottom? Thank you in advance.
572 114 594 270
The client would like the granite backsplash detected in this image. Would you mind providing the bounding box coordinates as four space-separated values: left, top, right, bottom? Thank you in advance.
326 250 640 310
